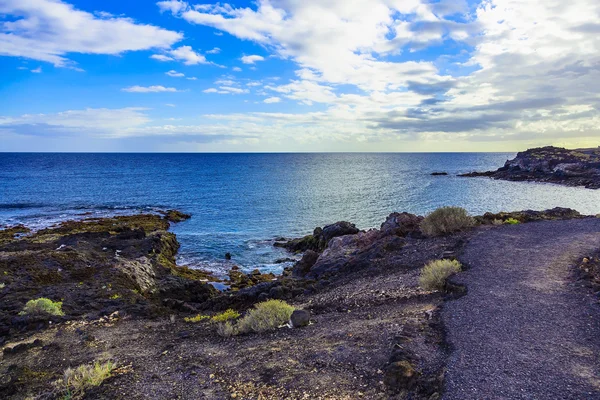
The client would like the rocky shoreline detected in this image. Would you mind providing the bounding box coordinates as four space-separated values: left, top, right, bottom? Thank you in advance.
0 207 594 399
460 146 600 189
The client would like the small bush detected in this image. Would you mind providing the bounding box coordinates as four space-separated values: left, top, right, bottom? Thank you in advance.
217 300 295 336
420 207 475 237
504 218 520 225
217 321 237 337
184 314 210 323
211 309 240 323
57 361 114 399
19 298 64 317
491 219 504 225
0 283 5 289
419 259 462 291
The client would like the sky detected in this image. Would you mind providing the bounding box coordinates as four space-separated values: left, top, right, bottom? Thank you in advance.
1 0 600 152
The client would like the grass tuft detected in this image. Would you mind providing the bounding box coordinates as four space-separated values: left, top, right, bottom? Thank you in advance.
57 361 114 399
19 298 64 317
420 206 475 237
504 218 520 225
419 259 462 291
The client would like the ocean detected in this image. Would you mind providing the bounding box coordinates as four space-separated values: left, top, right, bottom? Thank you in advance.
1 153 599 275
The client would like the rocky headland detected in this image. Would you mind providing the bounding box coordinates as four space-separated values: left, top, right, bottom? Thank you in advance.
460 146 600 189
0 207 598 399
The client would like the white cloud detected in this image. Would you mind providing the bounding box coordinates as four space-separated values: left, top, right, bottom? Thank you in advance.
122 85 179 93
0 107 150 136
151 54 174 62
157 0 187 14
169 45 208 65
187 77 198 80
166 70 185 77
264 97 281 104
240 55 265 64
203 86 249 95
154 0 600 148
219 86 249 94
31 67 42 73
165 103 176 107
0 0 182 68
206 47 221 54
232 67 242 72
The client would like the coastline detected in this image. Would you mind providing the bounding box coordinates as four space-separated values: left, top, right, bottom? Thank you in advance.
1 206 597 398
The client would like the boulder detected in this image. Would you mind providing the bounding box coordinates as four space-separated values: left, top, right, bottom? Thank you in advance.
290 309 310 327
306 230 404 279
379 212 423 238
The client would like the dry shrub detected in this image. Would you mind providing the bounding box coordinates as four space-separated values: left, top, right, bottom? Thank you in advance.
57 361 114 399
421 207 475 237
419 259 462 291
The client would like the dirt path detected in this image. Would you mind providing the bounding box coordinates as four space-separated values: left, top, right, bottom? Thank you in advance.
442 218 600 399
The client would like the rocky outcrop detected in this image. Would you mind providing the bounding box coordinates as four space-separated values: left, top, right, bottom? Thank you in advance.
460 146 600 189
163 210 191 223
274 221 359 253
0 213 218 342
291 212 423 279
475 207 584 224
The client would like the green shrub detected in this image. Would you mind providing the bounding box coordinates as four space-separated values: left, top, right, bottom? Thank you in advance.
420 207 475 237
419 259 462 291
504 218 520 225
184 314 210 323
57 361 114 399
217 300 295 336
19 298 64 317
211 309 240 323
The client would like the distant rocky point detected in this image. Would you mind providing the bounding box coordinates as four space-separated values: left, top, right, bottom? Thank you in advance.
460 146 600 189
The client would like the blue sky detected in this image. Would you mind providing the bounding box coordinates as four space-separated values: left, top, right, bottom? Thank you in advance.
1 0 600 152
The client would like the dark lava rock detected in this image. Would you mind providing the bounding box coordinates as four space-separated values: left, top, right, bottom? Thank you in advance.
290 309 310 327
460 146 600 189
476 207 584 224
274 257 296 264
225 252 232 260
293 250 320 277
306 231 405 279
431 172 448 176
163 210 192 223
380 212 424 238
274 221 359 253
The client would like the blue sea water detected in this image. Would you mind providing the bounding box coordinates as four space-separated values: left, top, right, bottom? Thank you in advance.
1 153 599 275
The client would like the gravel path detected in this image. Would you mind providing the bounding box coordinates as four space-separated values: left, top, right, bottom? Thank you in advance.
442 218 600 399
